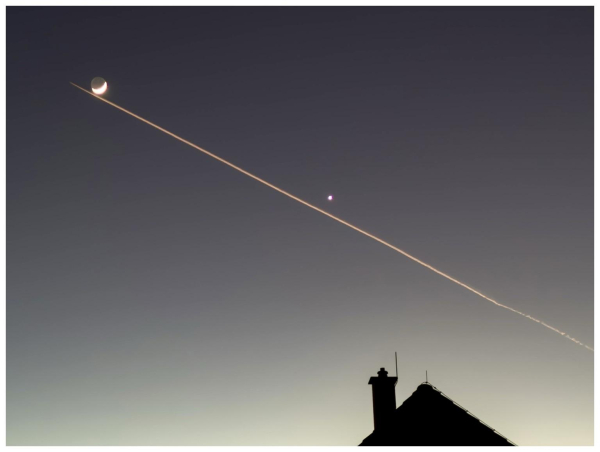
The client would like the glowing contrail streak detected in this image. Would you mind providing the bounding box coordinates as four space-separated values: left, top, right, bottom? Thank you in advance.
71 82 593 352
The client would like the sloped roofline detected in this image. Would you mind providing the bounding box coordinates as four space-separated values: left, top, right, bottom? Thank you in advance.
421 382 517 446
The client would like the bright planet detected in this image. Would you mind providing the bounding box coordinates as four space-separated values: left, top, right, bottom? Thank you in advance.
91 77 107 95
327 195 334 201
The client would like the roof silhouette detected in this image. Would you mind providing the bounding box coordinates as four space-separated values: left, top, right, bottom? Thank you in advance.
360 382 516 446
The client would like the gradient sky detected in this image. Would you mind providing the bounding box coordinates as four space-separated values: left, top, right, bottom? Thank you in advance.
7 6 593 446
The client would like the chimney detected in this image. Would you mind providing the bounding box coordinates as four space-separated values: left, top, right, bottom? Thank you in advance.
368 367 398 430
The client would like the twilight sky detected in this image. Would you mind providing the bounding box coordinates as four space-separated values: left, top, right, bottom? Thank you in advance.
7 6 593 446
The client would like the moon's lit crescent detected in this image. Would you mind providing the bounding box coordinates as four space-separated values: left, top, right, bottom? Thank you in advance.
92 82 107 95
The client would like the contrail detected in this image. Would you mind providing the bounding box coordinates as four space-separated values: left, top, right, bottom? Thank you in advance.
71 82 593 352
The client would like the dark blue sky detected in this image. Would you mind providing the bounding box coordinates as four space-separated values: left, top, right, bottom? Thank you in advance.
8 7 593 445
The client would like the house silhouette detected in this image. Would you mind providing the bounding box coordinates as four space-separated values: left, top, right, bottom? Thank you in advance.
359 368 516 446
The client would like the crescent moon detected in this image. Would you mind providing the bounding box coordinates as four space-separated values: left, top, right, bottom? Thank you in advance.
92 82 107 95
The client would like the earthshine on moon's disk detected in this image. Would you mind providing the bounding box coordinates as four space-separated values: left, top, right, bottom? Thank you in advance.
91 77 107 95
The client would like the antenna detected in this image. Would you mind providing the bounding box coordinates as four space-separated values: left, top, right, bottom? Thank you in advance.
426 370 428 383
395 352 398 378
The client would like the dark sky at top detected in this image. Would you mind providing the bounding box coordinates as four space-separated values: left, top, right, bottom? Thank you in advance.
7 7 593 445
